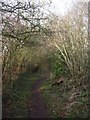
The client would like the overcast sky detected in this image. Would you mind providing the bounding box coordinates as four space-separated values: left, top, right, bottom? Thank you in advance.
50 0 75 16
1 0 88 16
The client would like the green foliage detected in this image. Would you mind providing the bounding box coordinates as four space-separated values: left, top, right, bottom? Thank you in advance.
42 76 89 118
52 60 65 78
3 72 40 117
49 54 69 78
2 1 89 118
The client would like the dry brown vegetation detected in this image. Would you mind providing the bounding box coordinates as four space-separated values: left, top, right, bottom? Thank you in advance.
1 1 89 118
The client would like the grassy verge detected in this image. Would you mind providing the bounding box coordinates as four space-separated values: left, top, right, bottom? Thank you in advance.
3 72 40 118
3 71 89 118
41 76 89 118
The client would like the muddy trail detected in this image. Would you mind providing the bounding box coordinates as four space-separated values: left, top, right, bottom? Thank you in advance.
27 76 50 118
2 72 51 118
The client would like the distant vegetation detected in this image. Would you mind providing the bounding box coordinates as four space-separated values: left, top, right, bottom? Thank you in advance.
1 1 89 118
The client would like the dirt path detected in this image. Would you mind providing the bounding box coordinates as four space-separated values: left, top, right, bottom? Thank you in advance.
27 77 50 118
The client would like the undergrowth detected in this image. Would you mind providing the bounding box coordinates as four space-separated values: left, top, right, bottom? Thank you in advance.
2 72 40 118
42 76 89 118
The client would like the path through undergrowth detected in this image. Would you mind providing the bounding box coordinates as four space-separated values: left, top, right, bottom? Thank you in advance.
2 71 51 118
27 76 50 118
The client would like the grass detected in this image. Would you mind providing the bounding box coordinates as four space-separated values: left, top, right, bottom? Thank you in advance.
3 71 40 118
3 70 89 118
41 76 89 118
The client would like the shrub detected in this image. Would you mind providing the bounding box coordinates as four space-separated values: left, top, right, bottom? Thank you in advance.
49 53 69 78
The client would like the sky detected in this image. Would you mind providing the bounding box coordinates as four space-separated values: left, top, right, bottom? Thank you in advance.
1 0 89 16
2 0 75 16
50 0 75 16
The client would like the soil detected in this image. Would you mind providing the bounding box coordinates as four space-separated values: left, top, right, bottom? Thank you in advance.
27 77 50 118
